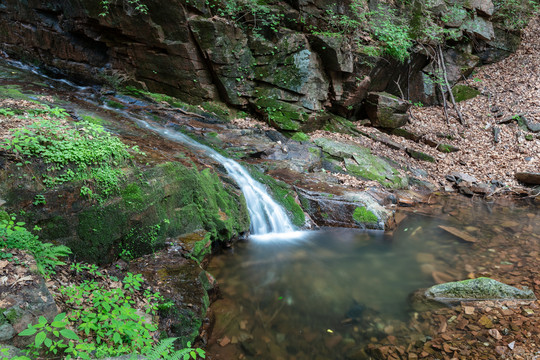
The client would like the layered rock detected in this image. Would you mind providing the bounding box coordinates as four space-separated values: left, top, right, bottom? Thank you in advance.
0 0 525 129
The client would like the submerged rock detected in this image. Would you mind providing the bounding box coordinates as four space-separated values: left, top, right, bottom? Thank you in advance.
411 277 537 311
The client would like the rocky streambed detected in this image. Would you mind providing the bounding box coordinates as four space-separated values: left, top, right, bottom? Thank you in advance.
0 58 538 360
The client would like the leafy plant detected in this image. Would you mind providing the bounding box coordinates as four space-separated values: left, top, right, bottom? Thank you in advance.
33 194 46 206
100 0 148 16
56 270 162 357
18 313 84 359
1 118 143 201
0 216 71 276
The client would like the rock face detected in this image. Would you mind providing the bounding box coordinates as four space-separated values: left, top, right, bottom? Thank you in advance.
365 92 410 129
411 277 537 311
0 0 524 127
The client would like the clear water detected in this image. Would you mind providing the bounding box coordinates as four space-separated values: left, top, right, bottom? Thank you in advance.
207 198 540 359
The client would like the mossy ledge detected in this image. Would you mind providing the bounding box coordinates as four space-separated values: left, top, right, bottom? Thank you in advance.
1 160 250 264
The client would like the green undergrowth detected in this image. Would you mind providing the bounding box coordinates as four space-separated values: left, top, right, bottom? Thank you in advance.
0 109 142 201
247 167 305 227
0 213 71 276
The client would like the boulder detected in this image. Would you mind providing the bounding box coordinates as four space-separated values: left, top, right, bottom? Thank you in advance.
515 172 540 185
365 92 410 129
466 0 495 17
462 16 495 41
411 277 537 311
314 137 408 188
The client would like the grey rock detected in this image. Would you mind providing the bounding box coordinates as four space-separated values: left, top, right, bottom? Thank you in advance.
0 344 24 358
0 324 14 342
466 0 495 16
462 16 495 41
450 172 478 184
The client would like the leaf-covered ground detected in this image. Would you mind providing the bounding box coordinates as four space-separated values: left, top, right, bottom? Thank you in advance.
311 16 540 192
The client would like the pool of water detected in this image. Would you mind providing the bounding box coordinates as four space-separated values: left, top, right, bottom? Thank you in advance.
206 197 539 359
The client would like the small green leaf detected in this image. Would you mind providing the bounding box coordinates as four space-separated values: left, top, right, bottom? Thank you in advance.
18 327 37 336
35 331 47 347
53 313 66 322
60 329 79 340
44 337 53 348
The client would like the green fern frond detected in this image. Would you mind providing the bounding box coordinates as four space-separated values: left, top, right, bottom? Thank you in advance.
143 337 177 360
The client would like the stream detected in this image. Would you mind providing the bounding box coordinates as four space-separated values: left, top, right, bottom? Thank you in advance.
206 197 539 359
1 59 539 359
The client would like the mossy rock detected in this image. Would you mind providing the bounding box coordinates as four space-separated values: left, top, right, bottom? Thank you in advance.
406 148 435 162
314 138 408 189
71 161 250 264
452 85 481 102
255 97 308 131
412 277 537 311
352 207 378 225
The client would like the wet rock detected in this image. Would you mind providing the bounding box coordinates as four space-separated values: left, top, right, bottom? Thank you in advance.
515 172 540 185
411 278 536 311
365 92 410 129
295 187 390 229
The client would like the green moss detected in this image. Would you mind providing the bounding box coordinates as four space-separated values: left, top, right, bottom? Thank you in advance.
290 132 310 142
452 85 481 102
248 167 305 227
352 207 378 224
0 85 39 101
39 216 70 240
105 99 126 109
3 308 21 323
255 97 308 131
121 183 145 210
406 149 435 162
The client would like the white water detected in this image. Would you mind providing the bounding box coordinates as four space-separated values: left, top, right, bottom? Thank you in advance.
135 119 295 235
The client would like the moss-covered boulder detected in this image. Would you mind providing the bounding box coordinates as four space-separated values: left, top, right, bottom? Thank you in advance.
0 161 250 264
314 137 408 189
452 85 481 102
411 277 537 310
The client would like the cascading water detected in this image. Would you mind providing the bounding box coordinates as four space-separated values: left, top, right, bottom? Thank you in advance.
135 119 295 236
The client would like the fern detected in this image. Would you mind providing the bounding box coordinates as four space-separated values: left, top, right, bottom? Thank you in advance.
144 338 176 360
142 338 205 360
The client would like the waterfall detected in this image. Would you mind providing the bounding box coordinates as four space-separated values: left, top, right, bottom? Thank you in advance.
136 120 295 235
